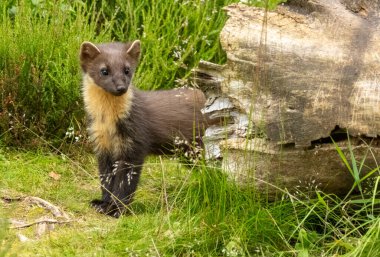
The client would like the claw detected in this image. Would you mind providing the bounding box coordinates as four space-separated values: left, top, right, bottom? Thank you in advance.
90 199 123 218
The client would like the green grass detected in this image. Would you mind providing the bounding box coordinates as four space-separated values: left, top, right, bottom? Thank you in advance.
1 150 379 256
1 0 379 256
0 0 110 146
0 0 286 147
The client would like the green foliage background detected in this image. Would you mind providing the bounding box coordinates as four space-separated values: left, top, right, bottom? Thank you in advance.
0 0 286 147
1 1 380 256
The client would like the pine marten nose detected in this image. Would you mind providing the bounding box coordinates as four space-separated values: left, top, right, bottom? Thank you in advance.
116 85 127 94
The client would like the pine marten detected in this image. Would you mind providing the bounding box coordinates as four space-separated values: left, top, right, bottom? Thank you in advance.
80 40 207 217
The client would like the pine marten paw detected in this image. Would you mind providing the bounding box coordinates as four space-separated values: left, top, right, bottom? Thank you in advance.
90 199 123 218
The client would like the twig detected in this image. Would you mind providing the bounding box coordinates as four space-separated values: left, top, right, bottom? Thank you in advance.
1 196 24 203
10 218 72 229
24 196 70 220
2 195 71 221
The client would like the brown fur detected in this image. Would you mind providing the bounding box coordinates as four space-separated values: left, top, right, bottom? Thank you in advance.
80 40 207 217
82 74 134 154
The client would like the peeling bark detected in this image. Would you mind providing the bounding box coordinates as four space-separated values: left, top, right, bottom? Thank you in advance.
195 0 380 196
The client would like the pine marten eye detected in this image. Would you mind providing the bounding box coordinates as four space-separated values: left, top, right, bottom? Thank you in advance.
100 68 109 76
124 67 130 76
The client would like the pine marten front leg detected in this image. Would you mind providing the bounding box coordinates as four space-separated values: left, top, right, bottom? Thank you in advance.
80 40 207 218
91 152 144 218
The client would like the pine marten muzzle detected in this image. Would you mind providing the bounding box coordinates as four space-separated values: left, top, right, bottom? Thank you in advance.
80 41 140 96
80 40 207 217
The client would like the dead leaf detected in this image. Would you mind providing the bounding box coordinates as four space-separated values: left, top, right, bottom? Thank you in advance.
48 171 61 181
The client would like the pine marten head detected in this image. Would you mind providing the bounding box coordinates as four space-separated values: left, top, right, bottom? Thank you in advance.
79 40 140 96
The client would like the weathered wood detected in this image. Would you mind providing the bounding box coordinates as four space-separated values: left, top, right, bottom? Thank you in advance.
195 0 380 196
220 1 380 147
221 138 380 196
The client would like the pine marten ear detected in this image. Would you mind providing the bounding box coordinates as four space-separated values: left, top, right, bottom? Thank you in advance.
126 40 141 60
80 42 101 69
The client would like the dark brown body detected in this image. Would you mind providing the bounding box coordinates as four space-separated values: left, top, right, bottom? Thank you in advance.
139 88 206 153
80 40 207 217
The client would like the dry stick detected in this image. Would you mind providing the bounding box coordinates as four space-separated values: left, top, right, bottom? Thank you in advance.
25 196 70 220
10 219 72 229
1 195 70 219
0 196 24 203
2 195 72 229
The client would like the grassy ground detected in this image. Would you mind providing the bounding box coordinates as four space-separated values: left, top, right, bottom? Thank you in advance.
1 0 380 256
1 0 264 145
1 150 380 256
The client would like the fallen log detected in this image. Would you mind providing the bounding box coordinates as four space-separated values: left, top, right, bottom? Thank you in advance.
195 0 380 196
